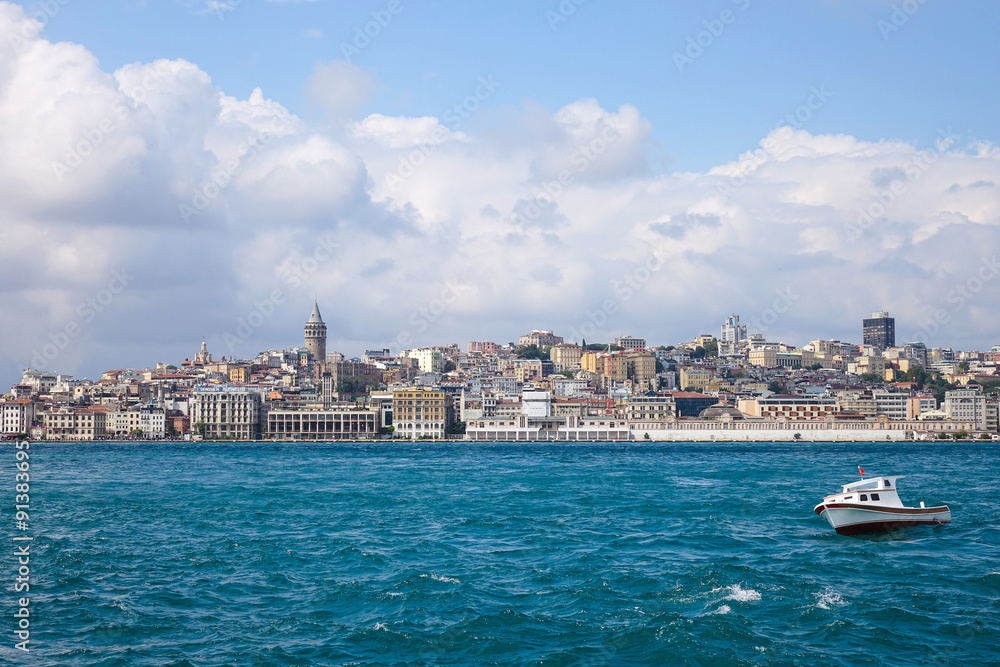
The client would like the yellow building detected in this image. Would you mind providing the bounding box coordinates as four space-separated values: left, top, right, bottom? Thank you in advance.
581 351 603 374
228 366 249 384
603 354 629 382
550 344 583 371
626 351 657 388
679 367 712 392
392 389 452 439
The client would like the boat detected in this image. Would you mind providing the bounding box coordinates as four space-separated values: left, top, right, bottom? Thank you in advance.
814 472 951 536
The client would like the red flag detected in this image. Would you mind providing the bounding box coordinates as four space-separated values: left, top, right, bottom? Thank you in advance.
858 466 866 476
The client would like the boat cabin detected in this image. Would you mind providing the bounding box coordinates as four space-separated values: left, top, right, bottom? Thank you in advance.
824 476 904 508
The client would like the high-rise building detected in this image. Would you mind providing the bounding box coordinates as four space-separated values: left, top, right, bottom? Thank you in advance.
720 314 747 356
862 311 895 350
304 299 328 362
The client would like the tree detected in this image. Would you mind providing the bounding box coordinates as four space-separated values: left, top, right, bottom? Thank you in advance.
958 361 971 373
557 370 575 378
195 420 207 437
516 344 549 360
702 338 719 358
443 360 457 372
129 428 143 439
691 347 706 359
767 381 783 394
583 343 623 351
446 421 466 436
980 433 992 440
953 430 968 440
807 363 823 371
655 358 665 373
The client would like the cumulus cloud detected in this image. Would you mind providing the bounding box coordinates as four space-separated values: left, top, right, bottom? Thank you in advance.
1 2 999 390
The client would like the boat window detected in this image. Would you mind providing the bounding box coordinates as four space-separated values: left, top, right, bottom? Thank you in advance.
844 496 852 501
871 493 880 501
860 494 868 501
884 480 891 487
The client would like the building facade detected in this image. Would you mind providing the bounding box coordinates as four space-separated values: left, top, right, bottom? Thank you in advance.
614 335 646 351
943 388 987 430
267 408 379 440
190 387 263 439
392 389 453 439
863 311 895 350
518 330 564 348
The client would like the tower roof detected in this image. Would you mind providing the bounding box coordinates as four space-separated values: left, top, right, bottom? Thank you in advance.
308 299 324 324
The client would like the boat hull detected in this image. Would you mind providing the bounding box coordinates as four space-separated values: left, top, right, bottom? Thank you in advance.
814 503 951 536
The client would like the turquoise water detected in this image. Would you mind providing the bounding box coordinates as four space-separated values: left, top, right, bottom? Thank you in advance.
6 442 1000 666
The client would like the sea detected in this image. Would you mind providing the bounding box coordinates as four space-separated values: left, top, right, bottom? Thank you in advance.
5 441 1000 666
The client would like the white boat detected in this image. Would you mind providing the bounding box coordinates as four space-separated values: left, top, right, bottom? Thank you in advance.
814 475 951 536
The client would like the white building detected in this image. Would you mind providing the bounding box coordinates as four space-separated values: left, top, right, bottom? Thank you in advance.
944 388 987 430
190 387 263 439
521 391 552 418
1 400 37 434
20 370 64 394
719 314 747 356
614 335 646 351
406 348 444 373
139 406 166 438
873 391 909 421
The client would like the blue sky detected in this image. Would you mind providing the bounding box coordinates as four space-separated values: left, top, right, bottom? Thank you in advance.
42 0 999 172
1 0 999 388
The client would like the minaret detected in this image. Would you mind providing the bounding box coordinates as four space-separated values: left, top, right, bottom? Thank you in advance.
304 298 328 362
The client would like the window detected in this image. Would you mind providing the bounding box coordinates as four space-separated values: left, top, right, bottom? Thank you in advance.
871 493 880 501
860 495 868 501
844 496 853 501
884 480 891 487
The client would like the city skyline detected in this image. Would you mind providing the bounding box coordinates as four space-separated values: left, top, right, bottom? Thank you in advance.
2 1 1000 393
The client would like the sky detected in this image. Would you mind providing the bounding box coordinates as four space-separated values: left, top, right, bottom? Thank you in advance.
1 0 999 387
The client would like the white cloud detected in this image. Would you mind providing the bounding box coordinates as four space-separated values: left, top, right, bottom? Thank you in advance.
0 2 998 389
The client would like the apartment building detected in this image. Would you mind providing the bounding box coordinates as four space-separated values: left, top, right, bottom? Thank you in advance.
190 387 263 439
43 406 109 441
392 389 453 439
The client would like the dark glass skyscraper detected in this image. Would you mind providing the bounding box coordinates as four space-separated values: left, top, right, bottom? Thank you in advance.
862 311 895 349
